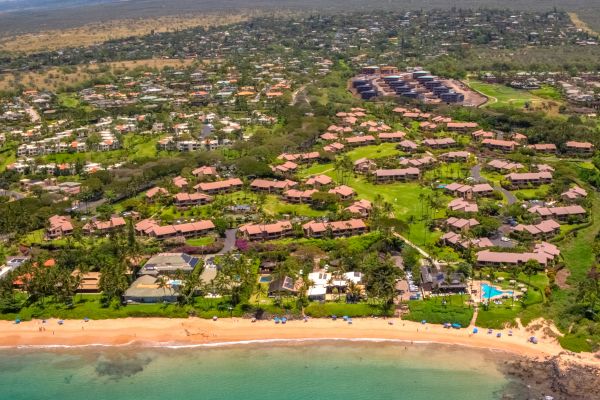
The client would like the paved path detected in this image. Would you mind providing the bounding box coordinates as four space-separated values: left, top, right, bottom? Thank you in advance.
218 228 237 254
470 164 517 205
290 85 308 106
393 231 443 269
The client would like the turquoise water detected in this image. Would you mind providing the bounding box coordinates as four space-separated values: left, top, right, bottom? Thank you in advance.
482 283 513 299
0 342 525 399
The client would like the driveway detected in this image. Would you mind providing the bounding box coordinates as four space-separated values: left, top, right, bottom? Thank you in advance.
470 164 517 205
218 228 237 254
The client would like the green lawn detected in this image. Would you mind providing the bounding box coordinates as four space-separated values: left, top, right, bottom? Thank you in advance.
263 195 326 218
513 185 550 201
1 294 245 321
531 85 563 101
404 295 474 327
344 143 401 161
466 80 545 109
186 236 215 246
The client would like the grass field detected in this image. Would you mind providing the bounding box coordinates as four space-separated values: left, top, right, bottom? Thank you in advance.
404 295 474 327
466 80 562 114
344 143 401 161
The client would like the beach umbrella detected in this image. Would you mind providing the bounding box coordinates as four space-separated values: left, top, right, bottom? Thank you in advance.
84 317 89 322
347 318 353 325
274 317 280 324
281 317 287 324
332 315 337 321
212 316 218 321
421 320 427 324
343 315 349 321
452 323 461 329
443 322 451 328
58 320 64 325
508 330 513 336
14 318 20 324
472 327 478 334
496 332 502 338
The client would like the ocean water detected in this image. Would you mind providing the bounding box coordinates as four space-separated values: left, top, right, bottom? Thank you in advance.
0 341 526 400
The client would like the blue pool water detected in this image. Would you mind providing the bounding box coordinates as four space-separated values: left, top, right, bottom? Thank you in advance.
259 276 272 283
482 283 513 299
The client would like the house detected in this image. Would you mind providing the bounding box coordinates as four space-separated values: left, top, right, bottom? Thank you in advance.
139 253 201 276
135 219 215 240
420 266 467 293
250 179 297 193
344 199 373 217
399 156 436 169
445 217 479 232
446 122 479 132
82 216 126 235
277 152 321 163
323 142 345 153
528 143 557 154
172 176 188 190
505 172 552 187
374 168 420 183
272 161 298 174
192 166 218 178
444 182 494 198
146 186 169 201
354 158 376 174
124 275 178 303
476 242 560 267
513 219 560 238
481 139 518 152
565 141 594 155
397 140 418 152
345 135 376 147
46 215 74 240
561 186 587 202
320 132 338 141
378 131 406 142
328 185 356 200
528 205 586 222
268 276 299 297
238 220 293 241
194 178 243 194
305 174 333 188
173 192 213 208
422 137 456 149
447 198 478 213
487 159 524 172
73 271 101 293
472 130 495 141
302 219 367 238
283 188 318 203
439 151 471 162
440 231 493 250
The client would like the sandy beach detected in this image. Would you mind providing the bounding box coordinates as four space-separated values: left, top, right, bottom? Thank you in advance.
0 316 598 367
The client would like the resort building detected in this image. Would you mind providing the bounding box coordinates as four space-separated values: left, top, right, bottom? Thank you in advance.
194 178 243 194
173 192 213 208
250 179 297 193
527 205 586 221
513 219 561 238
302 219 368 238
238 221 293 241
374 168 420 183
505 172 552 187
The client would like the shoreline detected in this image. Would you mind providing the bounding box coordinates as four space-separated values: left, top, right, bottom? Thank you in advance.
1 317 598 368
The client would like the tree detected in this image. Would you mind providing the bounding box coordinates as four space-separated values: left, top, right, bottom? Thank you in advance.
362 254 402 312
577 266 600 319
99 262 129 305
523 259 540 286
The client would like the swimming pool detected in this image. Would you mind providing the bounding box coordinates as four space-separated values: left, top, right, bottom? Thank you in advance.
481 283 512 299
259 276 272 283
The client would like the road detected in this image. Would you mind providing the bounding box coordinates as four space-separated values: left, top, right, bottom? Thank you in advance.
218 228 237 254
470 164 517 205
290 85 308 106
19 99 40 123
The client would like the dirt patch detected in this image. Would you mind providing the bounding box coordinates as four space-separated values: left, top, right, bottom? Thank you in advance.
444 79 487 107
569 12 599 37
555 268 572 290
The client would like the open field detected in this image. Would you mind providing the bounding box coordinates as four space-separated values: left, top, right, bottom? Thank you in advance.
0 13 255 53
569 12 599 36
0 59 198 92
